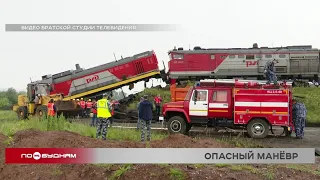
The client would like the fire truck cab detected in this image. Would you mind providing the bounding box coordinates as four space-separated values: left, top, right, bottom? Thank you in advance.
160 79 294 139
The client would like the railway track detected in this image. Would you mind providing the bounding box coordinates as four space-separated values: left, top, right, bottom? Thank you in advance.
70 117 293 137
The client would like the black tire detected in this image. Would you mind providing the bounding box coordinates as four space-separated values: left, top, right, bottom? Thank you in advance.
246 119 270 139
186 124 192 132
283 127 292 137
36 105 48 118
315 148 320 156
167 116 187 134
17 106 28 120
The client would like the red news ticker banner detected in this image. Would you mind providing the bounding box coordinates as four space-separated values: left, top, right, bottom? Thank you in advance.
5 148 93 164
5 148 315 164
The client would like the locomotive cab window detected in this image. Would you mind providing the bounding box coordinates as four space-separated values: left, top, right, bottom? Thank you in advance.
246 55 255 60
173 54 184 60
212 91 227 102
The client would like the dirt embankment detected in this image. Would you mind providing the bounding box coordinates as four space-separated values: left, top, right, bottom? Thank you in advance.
0 130 319 180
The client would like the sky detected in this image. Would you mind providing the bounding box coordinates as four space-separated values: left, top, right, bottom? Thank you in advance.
0 0 319 94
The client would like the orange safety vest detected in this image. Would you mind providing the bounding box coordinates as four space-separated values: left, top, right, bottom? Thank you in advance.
80 101 86 109
154 97 162 104
86 102 93 108
92 102 97 114
47 103 55 116
111 103 115 116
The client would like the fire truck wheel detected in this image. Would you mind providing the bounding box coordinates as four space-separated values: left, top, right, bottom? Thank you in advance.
17 106 28 120
36 105 48 118
247 119 269 139
168 116 187 134
186 124 192 132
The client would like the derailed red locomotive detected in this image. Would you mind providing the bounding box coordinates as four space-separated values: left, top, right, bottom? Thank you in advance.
40 50 162 100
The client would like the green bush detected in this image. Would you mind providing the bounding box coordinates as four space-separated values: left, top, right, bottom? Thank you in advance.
0 88 26 109
293 87 320 124
128 88 172 109
0 97 10 109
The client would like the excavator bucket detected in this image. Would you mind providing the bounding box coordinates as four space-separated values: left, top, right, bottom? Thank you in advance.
54 100 83 118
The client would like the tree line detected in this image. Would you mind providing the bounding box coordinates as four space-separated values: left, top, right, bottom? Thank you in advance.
0 88 26 109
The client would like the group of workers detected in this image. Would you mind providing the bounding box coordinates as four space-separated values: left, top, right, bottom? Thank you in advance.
71 98 94 118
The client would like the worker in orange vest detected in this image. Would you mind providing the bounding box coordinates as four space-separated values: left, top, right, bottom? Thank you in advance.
90 99 97 126
108 96 115 127
47 99 57 117
154 94 162 117
79 98 86 117
86 99 93 118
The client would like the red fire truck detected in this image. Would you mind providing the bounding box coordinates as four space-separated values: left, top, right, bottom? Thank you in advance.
160 79 294 139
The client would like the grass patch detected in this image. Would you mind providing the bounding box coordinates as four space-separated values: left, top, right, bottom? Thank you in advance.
290 87 320 124
109 164 132 180
94 164 113 170
263 171 274 180
158 164 169 167
51 168 63 176
194 164 205 168
215 136 266 148
0 111 168 141
227 164 259 174
230 165 243 171
285 164 320 175
215 164 230 168
241 165 258 174
169 168 186 180
3 136 13 145
0 110 16 121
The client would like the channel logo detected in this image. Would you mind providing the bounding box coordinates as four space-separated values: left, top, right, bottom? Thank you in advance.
21 152 77 160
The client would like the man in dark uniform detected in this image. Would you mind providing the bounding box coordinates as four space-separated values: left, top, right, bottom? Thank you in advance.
264 59 278 84
292 98 307 139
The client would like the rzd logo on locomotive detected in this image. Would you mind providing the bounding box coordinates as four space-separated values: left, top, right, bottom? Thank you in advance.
86 75 99 83
246 60 258 67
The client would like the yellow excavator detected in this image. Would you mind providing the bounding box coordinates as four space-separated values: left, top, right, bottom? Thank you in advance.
13 82 80 119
